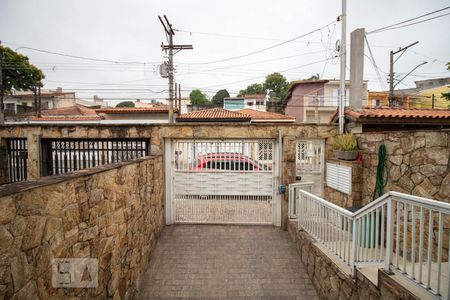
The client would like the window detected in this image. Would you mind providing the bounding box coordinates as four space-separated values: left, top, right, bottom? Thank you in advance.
332 88 349 106
373 99 380 107
258 141 273 161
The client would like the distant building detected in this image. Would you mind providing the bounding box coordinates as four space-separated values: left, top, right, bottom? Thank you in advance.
397 77 450 109
223 94 267 112
96 105 178 123
4 87 76 115
176 107 295 123
367 91 410 108
4 87 107 121
284 79 368 124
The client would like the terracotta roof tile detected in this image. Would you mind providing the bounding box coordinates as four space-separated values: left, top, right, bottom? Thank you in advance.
41 105 98 116
237 109 295 122
347 107 450 119
176 108 251 122
30 116 101 121
330 107 450 124
96 106 178 113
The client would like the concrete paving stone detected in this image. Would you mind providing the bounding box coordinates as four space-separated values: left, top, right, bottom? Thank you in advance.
139 225 318 299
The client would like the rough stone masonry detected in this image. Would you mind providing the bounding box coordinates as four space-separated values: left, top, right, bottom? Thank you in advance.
0 156 164 299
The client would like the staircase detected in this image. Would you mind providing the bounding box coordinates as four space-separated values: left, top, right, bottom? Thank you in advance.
289 185 450 299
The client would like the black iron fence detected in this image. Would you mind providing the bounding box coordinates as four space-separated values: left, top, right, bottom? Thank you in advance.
7 138 28 183
40 138 150 176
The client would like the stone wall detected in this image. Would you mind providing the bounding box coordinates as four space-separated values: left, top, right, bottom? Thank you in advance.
0 156 164 299
0 123 338 228
324 159 363 208
287 221 420 300
357 131 450 205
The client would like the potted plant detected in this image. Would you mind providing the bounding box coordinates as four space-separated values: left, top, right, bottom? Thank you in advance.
331 133 358 160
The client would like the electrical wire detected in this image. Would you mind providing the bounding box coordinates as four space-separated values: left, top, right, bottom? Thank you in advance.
367 7 450 34
364 35 387 90
2 41 156 64
176 20 337 65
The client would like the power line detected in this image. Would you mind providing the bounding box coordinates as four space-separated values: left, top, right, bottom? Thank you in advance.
364 35 387 90
201 57 334 89
177 20 337 65
371 13 450 34
367 6 450 34
2 41 155 64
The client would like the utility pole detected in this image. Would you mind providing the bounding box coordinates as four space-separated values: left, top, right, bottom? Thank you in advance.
174 82 178 111
388 41 419 107
0 40 4 124
338 0 347 134
37 82 42 118
178 84 181 113
158 15 192 123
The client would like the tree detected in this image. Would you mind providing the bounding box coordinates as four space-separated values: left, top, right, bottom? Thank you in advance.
238 83 266 97
116 101 135 108
189 89 210 105
442 62 450 102
211 89 230 105
1 45 44 95
263 72 289 102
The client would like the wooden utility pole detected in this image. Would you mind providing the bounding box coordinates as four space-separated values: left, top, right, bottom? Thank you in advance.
158 15 192 123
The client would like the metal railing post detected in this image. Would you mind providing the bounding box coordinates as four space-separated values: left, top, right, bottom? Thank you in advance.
298 190 302 231
384 197 393 273
351 218 358 277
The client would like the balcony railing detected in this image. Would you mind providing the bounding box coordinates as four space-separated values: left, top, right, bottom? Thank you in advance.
290 187 450 299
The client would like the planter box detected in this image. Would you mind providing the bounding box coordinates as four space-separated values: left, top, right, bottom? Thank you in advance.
341 150 358 161
333 150 358 161
333 150 343 160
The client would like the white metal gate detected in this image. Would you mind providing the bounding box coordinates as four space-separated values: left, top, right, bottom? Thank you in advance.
170 139 276 224
296 140 325 196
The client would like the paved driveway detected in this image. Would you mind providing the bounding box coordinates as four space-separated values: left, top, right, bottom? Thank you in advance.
139 225 318 299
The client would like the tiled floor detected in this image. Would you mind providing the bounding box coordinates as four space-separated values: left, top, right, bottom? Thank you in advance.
139 225 318 299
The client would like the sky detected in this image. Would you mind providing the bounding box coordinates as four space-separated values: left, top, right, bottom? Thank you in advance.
0 0 449 106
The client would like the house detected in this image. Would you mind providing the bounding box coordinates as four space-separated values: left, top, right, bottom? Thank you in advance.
4 87 76 114
330 106 450 132
223 94 267 112
96 105 178 123
4 88 107 122
367 91 410 108
284 79 368 123
368 78 450 109
29 105 102 123
176 107 295 123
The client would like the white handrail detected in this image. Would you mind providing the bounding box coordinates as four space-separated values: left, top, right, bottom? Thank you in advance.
292 187 450 299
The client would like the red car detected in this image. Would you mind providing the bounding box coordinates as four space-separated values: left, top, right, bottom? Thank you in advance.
192 153 271 171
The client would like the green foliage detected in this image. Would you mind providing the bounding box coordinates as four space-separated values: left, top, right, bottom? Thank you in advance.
263 72 289 102
116 101 135 108
238 83 266 97
332 133 358 151
1 45 44 94
211 89 230 105
306 74 320 80
189 89 210 105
